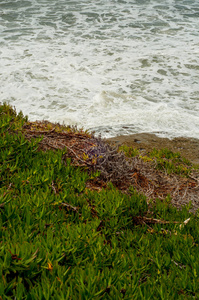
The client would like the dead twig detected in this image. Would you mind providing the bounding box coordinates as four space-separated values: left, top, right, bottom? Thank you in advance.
51 181 57 195
171 259 186 269
2 183 12 198
134 216 181 225
60 202 81 216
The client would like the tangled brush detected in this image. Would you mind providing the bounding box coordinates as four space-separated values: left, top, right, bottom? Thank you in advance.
84 136 135 186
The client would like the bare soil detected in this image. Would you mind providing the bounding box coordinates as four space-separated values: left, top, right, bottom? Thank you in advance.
107 133 199 165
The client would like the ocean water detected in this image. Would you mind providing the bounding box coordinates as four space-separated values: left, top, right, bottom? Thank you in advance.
0 0 199 138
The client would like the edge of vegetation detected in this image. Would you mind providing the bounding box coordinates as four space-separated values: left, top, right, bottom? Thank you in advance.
0 103 199 299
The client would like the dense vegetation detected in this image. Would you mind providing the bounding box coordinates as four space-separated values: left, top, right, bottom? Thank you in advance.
0 104 198 299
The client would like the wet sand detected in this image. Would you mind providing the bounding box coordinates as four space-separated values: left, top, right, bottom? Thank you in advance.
106 133 199 165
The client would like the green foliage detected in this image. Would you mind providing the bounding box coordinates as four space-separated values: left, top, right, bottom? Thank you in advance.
120 144 194 176
0 104 199 299
149 148 192 176
119 144 140 158
0 102 28 131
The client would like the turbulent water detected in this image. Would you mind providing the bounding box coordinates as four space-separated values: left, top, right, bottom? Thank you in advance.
1 0 199 138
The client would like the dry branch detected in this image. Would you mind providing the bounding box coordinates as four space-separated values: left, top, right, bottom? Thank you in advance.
20 120 199 213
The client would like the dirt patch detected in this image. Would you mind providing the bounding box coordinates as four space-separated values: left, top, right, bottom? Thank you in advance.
107 133 199 165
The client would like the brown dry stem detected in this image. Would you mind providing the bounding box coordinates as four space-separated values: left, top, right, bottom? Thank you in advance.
20 120 199 214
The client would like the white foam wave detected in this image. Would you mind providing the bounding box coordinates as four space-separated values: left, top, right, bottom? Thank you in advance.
0 0 199 138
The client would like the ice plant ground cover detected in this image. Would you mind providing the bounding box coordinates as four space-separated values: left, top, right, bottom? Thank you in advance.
0 104 199 299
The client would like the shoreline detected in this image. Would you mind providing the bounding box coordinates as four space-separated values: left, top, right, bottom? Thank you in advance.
106 133 199 165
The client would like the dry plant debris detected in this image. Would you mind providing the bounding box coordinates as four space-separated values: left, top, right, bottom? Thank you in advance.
22 120 199 213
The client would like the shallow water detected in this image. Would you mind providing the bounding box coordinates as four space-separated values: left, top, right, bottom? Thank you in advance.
0 0 199 138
